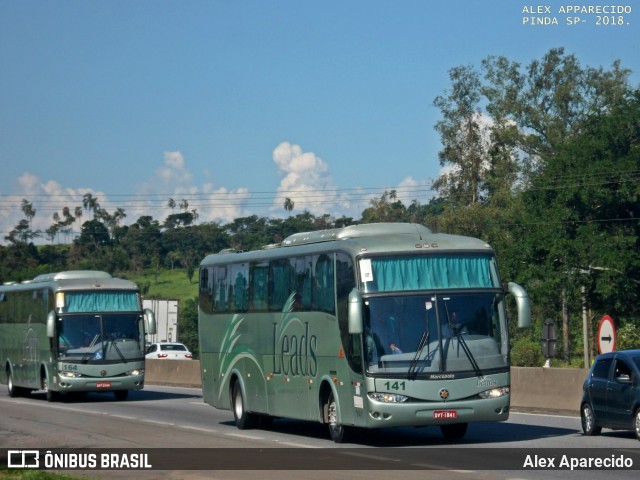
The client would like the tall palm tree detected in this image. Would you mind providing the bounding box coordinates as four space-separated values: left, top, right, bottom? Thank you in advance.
284 197 294 214
74 206 83 240
21 199 36 227
82 193 100 218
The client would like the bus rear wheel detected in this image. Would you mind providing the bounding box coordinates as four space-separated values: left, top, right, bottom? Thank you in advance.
327 392 350 443
7 370 23 398
440 422 468 440
232 383 256 430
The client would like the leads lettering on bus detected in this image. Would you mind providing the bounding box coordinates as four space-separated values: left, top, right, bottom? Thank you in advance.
272 321 318 377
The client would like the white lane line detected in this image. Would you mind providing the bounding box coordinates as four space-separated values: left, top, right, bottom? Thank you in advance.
225 432 265 441
180 425 219 434
141 419 174 426
273 441 319 448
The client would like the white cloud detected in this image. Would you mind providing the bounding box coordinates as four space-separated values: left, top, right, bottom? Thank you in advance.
136 150 252 225
271 141 343 215
0 173 106 244
156 151 193 186
1 146 437 245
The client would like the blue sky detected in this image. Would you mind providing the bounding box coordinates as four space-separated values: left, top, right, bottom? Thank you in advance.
1 0 638 242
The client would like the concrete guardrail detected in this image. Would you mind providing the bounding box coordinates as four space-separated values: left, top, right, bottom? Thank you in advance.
145 360 587 414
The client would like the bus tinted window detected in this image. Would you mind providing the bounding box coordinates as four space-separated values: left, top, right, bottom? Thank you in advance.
250 263 269 311
313 254 334 314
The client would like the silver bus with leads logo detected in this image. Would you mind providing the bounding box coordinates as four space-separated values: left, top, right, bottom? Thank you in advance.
198 223 531 442
1 271 156 401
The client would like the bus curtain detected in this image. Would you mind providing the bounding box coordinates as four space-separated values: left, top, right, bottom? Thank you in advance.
370 256 494 292
64 292 139 313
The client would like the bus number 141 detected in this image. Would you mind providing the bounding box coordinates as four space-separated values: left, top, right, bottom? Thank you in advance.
384 381 406 391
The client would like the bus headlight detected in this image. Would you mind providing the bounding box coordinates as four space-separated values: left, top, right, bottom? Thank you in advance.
368 392 409 403
59 370 83 378
478 386 509 399
126 369 144 376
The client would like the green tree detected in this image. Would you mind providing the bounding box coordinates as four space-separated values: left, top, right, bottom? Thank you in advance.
433 65 488 206
361 190 408 223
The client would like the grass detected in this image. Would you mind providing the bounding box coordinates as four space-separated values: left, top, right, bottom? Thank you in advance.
119 268 198 305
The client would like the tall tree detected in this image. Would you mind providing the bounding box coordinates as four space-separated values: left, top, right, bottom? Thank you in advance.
284 197 295 214
82 193 100 219
433 65 488 206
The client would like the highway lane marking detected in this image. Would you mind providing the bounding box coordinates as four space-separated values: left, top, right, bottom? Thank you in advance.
110 414 138 420
511 411 578 419
141 419 175 426
180 425 219 434
273 441 319 448
226 432 266 441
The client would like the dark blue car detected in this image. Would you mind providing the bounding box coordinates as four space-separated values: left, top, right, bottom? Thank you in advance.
581 349 640 441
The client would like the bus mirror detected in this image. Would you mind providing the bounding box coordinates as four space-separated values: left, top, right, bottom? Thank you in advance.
508 282 532 328
348 288 363 335
144 308 157 335
46 311 56 338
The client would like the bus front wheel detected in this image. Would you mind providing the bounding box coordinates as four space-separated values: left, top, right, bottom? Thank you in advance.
440 422 468 440
327 392 350 443
114 390 129 401
42 368 59 402
232 383 256 430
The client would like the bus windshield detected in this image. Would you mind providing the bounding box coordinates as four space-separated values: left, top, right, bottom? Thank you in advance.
57 313 144 363
364 292 508 376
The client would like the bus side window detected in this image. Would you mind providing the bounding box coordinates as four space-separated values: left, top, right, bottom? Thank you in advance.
231 264 249 312
336 253 361 374
214 266 228 312
250 263 268 311
294 256 313 311
313 254 334 314
199 267 214 315
269 259 295 311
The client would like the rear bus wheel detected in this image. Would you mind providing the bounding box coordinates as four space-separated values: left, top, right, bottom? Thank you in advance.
7 370 21 398
232 383 256 430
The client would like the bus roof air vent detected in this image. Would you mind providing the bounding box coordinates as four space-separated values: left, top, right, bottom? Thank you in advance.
282 223 433 246
32 271 112 283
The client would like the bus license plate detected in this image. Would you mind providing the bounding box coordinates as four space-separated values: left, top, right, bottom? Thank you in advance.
433 410 457 419
96 382 112 389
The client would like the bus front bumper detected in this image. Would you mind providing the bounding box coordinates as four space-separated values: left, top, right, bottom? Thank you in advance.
54 373 145 392
361 394 510 429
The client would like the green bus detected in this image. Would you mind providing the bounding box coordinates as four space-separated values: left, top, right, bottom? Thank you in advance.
1 271 156 401
198 223 531 442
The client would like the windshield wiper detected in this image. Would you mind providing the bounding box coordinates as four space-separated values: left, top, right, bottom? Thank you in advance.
454 329 483 377
106 336 127 363
81 334 99 364
408 330 429 379
444 304 483 377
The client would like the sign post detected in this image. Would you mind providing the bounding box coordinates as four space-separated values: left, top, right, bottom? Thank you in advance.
540 318 557 368
597 314 616 355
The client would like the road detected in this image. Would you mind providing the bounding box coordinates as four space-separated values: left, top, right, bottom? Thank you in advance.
1 385 638 480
